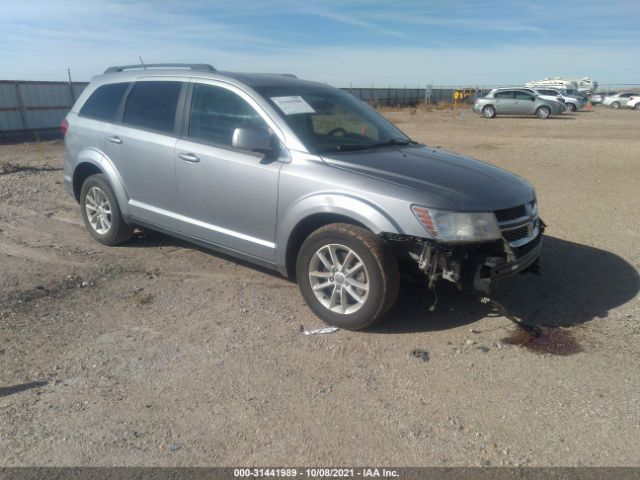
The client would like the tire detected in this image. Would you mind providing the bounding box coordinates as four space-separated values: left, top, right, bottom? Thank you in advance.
634 103 640 111
566 102 577 112
611 101 620 109
536 106 551 119
481 105 496 118
296 223 399 330
80 173 133 245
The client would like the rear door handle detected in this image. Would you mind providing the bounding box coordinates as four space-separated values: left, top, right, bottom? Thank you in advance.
178 153 200 163
106 136 122 144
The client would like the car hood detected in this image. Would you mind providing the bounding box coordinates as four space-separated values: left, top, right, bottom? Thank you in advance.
321 145 534 211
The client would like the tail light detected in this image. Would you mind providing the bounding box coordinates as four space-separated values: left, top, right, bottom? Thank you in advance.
60 118 69 137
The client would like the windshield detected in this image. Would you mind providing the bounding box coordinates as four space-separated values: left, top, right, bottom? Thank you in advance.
255 85 413 154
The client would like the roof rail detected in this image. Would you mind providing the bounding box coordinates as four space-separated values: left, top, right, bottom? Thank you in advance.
104 63 216 74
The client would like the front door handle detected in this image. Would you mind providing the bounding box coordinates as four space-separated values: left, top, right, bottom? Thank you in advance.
178 153 200 163
106 136 122 144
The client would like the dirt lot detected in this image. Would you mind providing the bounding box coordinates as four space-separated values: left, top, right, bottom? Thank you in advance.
1 107 639 467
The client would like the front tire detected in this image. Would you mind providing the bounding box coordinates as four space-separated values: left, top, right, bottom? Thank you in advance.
611 101 620 109
80 174 133 245
634 103 640 111
565 102 577 112
536 106 551 119
482 105 496 118
296 223 399 330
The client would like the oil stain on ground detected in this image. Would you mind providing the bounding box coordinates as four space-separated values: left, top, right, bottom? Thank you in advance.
502 327 583 356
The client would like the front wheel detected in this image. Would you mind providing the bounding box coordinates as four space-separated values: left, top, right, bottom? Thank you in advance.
482 105 496 118
536 106 551 119
565 103 577 112
610 101 620 109
634 103 640 111
80 174 133 245
296 223 399 330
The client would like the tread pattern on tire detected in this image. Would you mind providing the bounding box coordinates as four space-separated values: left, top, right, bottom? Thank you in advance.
80 174 133 246
296 223 399 330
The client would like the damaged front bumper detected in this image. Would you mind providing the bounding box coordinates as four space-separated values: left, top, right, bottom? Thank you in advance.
384 219 545 294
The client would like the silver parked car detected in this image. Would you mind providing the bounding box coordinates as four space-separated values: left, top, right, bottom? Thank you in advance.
474 88 563 118
63 64 543 330
535 88 585 112
588 92 609 105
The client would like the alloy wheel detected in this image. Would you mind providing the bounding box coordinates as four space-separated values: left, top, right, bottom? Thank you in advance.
308 243 369 314
85 186 112 234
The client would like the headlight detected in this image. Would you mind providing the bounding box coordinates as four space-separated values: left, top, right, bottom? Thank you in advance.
411 206 501 242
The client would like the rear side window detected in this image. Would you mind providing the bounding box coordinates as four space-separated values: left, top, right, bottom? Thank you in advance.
495 91 514 99
123 81 183 134
79 83 129 121
188 83 267 147
514 91 534 101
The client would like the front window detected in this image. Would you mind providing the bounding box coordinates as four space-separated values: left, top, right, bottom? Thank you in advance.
255 85 411 154
189 83 268 147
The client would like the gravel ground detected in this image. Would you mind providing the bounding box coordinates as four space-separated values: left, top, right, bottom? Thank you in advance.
0 107 639 467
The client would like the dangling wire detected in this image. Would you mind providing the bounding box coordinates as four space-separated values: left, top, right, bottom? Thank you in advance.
480 296 541 337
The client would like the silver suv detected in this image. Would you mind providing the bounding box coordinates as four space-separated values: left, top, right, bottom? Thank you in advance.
63 64 543 330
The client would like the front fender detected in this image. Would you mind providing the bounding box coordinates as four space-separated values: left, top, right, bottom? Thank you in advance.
74 148 131 218
276 192 402 269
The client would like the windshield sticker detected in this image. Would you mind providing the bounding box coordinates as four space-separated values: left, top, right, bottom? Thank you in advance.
270 96 316 115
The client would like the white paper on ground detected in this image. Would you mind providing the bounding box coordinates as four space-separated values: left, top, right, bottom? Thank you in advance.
302 327 340 336
271 96 316 115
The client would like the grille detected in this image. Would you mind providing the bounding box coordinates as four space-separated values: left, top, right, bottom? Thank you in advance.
494 205 527 222
512 231 542 257
502 225 530 243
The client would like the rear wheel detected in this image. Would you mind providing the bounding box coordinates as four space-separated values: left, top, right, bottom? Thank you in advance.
611 101 620 109
536 106 551 119
296 223 399 330
634 103 640 111
482 105 496 118
80 174 133 245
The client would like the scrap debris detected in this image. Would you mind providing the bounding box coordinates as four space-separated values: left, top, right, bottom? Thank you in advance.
411 349 430 362
480 296 541 337
301 326 340 336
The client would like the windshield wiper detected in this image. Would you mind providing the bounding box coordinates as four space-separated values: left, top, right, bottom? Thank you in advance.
319 138 420 153
330 144 375 152
370 138 419 148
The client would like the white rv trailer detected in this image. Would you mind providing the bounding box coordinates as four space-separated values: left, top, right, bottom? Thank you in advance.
526 77 597 93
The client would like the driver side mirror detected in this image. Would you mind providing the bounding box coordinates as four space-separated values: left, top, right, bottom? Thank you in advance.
530 96 536 101
232 127 273 153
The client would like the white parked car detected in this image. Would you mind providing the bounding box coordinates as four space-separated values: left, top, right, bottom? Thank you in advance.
603 92 638 109
626 96 640 110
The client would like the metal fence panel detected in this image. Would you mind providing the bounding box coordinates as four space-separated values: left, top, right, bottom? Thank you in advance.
0 80 89 142
0 111 23 131
19 83 72 108
0 83 19 109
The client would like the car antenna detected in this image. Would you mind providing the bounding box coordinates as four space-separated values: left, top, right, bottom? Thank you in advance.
139 56 146 69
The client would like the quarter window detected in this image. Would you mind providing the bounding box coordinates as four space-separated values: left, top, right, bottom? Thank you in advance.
79 83 129 121
188 83 268 147
123 81 183 134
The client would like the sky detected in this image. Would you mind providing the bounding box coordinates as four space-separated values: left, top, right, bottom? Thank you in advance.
0 0 638 87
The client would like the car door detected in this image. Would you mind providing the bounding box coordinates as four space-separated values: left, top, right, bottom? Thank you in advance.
103 78 185 226
173 80 283 261
494 91 515 114
514 91 537 114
